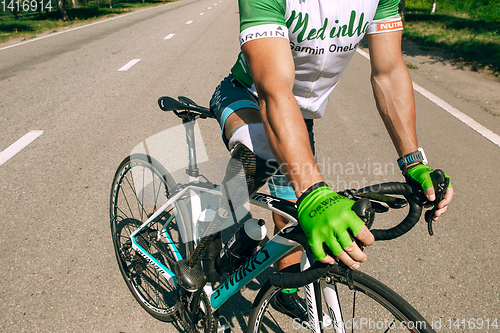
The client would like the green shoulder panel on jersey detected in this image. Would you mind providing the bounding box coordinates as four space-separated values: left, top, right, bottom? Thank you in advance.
239 0 287 32
231 53 253 89
374 0 401 21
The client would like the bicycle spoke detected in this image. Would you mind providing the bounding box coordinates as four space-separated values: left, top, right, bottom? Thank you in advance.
384 319 396 333
352 290 356 333
110 155 192 322
266 309 285 333
119 178 136 221
123 171 149 222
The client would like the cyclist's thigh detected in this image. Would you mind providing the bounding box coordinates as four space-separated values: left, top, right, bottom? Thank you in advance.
210 74 260 143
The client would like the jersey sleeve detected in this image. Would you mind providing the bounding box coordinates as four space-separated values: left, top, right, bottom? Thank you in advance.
367 0 403 35
238 0 289 46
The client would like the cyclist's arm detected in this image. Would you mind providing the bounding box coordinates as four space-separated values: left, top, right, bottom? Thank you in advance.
367 31 454 218
242 38 373 266
368 31 417 157
241 38 321 195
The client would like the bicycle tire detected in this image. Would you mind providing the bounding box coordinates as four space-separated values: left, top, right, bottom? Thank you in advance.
248 265 436 333
110 153 193 321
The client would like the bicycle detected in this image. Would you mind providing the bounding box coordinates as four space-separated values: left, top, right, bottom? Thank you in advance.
110 95 447 333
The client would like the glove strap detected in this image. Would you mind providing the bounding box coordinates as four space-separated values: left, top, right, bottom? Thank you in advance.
296 181 330 207
397 147 428 171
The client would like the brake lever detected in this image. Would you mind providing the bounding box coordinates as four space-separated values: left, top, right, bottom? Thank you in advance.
347 198 375 250
424 169 449 236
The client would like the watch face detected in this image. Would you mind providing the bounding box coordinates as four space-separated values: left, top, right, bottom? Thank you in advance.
417 148 428 165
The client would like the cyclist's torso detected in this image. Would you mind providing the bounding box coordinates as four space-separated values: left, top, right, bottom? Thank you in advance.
231 0 402 118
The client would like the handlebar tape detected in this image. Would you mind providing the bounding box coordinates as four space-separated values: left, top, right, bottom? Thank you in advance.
357 182 423 241
269 261 331 289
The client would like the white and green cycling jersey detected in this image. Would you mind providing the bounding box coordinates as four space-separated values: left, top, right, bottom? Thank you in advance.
231 0 403 119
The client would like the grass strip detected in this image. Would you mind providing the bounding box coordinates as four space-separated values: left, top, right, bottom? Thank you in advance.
0 1 172 43
404 2 500 76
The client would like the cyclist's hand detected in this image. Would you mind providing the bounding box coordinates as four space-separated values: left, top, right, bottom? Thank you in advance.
404 164 454 221
297 184 374 269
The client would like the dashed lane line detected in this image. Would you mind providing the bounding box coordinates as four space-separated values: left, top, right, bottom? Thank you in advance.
0 3 174 52
0 131 44 166
165 3 225 41
355 48 500 148
118 59 141 71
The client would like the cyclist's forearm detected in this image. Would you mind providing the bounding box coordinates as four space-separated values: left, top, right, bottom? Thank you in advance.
368 32 418 157
259 90 324 196
371 63 418 157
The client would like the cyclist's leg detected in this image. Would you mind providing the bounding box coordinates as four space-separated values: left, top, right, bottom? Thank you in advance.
212 75 316 271
198 75 278 282
211 75 321 326
266 119 315 321
269 118 315 270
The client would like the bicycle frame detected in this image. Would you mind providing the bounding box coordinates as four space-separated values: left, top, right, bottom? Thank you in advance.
128 118 348 333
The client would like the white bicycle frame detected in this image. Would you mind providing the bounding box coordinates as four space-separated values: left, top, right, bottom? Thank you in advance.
128 118 348 333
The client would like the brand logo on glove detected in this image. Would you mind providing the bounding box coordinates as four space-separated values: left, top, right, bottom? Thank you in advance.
308 194 345 218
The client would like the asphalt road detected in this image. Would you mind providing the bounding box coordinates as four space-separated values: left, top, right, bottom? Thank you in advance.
1 0 499 332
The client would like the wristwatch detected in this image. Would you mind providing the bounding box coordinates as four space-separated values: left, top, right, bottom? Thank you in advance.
397 148 428 171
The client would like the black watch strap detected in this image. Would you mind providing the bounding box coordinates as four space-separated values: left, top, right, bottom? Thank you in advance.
296 182 329 207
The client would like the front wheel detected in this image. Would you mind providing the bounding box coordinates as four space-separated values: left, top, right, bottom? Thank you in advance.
110 154 193 321
248 265 436 333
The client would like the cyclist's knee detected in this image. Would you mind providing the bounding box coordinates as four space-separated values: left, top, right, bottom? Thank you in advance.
221 144 278 203
228 123 275 162
273 211 291 230
224 108 261 140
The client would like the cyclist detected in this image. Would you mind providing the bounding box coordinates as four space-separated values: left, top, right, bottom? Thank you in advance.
207 0 454 323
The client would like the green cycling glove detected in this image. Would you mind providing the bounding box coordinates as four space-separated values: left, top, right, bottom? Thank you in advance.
297 183 365 261
404 164 452 193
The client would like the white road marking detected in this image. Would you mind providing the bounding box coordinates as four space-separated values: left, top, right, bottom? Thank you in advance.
413 83 500 147
0 3 174 52
186 21 193 25
356 48 500 148
0 131 44 166
164 33 175 40
118 59 141 71
356 48 370 60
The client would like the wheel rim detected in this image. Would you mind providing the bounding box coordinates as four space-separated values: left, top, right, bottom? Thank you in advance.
111 157 190 318
253 280 431 333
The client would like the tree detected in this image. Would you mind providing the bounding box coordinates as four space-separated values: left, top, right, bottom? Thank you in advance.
56 0 68 20
399 0 406 21
431 0 437 14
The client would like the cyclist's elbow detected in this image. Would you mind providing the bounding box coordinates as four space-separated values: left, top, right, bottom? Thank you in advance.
255 77 294 101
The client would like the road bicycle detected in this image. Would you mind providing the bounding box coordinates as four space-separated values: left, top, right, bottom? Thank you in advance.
110 96 447 333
